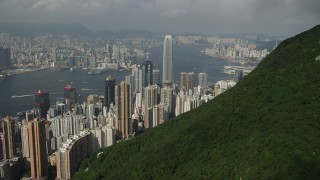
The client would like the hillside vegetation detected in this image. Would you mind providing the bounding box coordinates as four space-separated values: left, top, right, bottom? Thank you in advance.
73 25 320 179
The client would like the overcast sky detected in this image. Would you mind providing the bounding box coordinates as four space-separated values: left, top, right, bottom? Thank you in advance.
0 0 319 36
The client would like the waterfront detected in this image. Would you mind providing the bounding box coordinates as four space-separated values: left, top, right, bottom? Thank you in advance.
0 45 238 117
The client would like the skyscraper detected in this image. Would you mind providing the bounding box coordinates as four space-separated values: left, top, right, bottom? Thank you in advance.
0 116 16 159
180 72 188 91
198 73 208 88
180 72 196 93
163 35 173 85
115 82 131 139
112 44 121 61
125 75 134 98
187 72 196 91
152 69 161 87
132 68 143 93
64 85 76 111
144 85 159 108
144 85 159 129
105 75 116 109
142 60 153 88
161 85 174 116
35 90 50 119
28 118 47 179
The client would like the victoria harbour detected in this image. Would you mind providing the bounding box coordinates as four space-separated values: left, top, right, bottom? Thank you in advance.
0 45 236 117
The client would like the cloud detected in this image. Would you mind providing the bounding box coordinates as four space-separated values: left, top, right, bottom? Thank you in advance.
0 0 319 36
31 0 64 11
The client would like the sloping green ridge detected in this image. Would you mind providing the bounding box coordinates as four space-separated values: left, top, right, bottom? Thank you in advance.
73 25 320 179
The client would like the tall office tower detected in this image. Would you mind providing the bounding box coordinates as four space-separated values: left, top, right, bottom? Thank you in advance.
143 85 159 129
180 72 196 93
198 73 208 87
144 85 159 108
105 75 116 109
162 35 173 85
187 72 196 92
161 85 174 116
112 44 121 61
153 104 169 127
142 60 153 88
132 68 143 93
115 82 131 139
28 118 48 179
64 85 76 111
175 94 185 116
135 92 142 108
106 44 113 62
0 117 16 159
152 69 161 87
51 48 57 62
35 90 50 119
180 72 188 91
0 47 11 70
21 120 29 158
125 75 134 98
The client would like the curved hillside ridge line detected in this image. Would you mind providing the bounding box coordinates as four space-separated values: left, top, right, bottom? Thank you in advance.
72 25 320 179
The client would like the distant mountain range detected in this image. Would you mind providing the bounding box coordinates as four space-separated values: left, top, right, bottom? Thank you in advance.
0 23 284 40
0 23 156 37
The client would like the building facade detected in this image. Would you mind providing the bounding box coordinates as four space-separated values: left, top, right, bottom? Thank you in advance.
163 35 173 85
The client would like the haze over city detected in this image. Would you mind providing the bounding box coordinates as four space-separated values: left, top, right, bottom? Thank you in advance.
0 0 319 36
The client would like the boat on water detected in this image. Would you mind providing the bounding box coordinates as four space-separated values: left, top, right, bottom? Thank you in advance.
70 67 79 72
88 69 103 75
16 111 26 116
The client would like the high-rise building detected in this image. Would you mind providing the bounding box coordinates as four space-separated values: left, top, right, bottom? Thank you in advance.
198 73 208 88
35 90 50 119
143 85 159 129
144 85 159 108
64 85 76 111
21 120 29 159
125 75 134 98
112 44 121 61
180 72 188 91
28 118 47 179
161 85 174 116
152 69 161 87
107 44 112 62
187 72 196 92
105 75 116 109
142 60 153 88
0 47 11 70
180 72 196 93
132 68 143 93
0 117 16 159
115 82 131 139
163 35 173 85
51 48 57 62
56 131 90 180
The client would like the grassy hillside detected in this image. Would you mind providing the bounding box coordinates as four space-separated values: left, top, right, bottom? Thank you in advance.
73 25 320 179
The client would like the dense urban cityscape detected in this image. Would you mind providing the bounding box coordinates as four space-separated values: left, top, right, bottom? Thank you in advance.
0 29 276 179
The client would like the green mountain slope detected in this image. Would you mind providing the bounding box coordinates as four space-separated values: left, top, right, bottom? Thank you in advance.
73 25 320 179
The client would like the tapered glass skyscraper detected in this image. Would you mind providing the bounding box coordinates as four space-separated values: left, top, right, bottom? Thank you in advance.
163 35 173 85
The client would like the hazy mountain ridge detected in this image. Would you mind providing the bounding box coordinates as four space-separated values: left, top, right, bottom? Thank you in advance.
0 23 91 36
0 23 156 37
0 23 283 40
